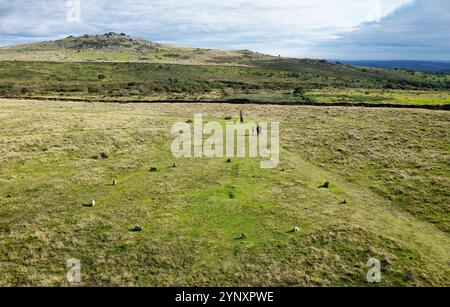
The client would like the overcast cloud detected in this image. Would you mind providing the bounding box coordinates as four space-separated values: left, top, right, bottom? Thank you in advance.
0 0 448 60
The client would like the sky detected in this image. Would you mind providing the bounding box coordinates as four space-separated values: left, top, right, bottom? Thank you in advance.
0 0 448 60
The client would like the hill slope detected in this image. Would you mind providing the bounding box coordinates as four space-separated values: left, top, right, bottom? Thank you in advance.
0 32 274 66
0 34 449 104
1 33 449 85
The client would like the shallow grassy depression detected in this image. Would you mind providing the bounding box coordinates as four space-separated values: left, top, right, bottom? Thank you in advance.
0 99 448 286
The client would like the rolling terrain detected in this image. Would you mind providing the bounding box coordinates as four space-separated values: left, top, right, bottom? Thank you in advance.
0 34 449 287
0 99 448 286
0 34 449 106
0 32 274 65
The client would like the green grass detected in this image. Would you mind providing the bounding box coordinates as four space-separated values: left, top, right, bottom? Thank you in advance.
307 89 450 105
221 89 450 106
0 99 448 286
0 61 448 106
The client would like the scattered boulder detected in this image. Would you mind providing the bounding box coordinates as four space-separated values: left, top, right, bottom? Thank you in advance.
293 227 300 233
149 166 158 172
226 159 232 163
132 225 143 232
90 199 96 207
319 181 330 188
112 180 118 186
172 163 177 168
225 116 232 120
341 199 348 204
228 191 236 199
93 150 109 160
239 233 247 240
405 273 416 282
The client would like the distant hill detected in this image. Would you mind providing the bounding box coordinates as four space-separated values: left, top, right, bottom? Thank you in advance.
0 33 449 100
0 32 274 66
339 60 450 73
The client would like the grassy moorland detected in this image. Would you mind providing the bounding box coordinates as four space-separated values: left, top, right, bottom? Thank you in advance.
0 99 448 286
0 32 275 65
0 34 449 106
0 61 448 106
0 34 449 287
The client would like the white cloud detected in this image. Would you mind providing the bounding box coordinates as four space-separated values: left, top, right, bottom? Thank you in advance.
313 0 450 60
0 0 447 60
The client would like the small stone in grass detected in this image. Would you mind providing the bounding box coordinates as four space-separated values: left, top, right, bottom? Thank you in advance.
99 150 109 159
293 227 300 233
113 180 118 186
150 166 158 172
133 225 143 232
405 273 416 281
240 233 247 240
320 181 330 188
172 163 177 168
226 159 232 163
90 199 96 207
341 199 348 204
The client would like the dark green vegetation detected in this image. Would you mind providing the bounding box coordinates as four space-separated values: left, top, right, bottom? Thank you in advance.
0 34 449 105
341 60 450 73
0 61 449 105
0 100 448 286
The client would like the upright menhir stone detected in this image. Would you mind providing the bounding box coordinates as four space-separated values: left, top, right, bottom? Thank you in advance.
240 110 244 124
